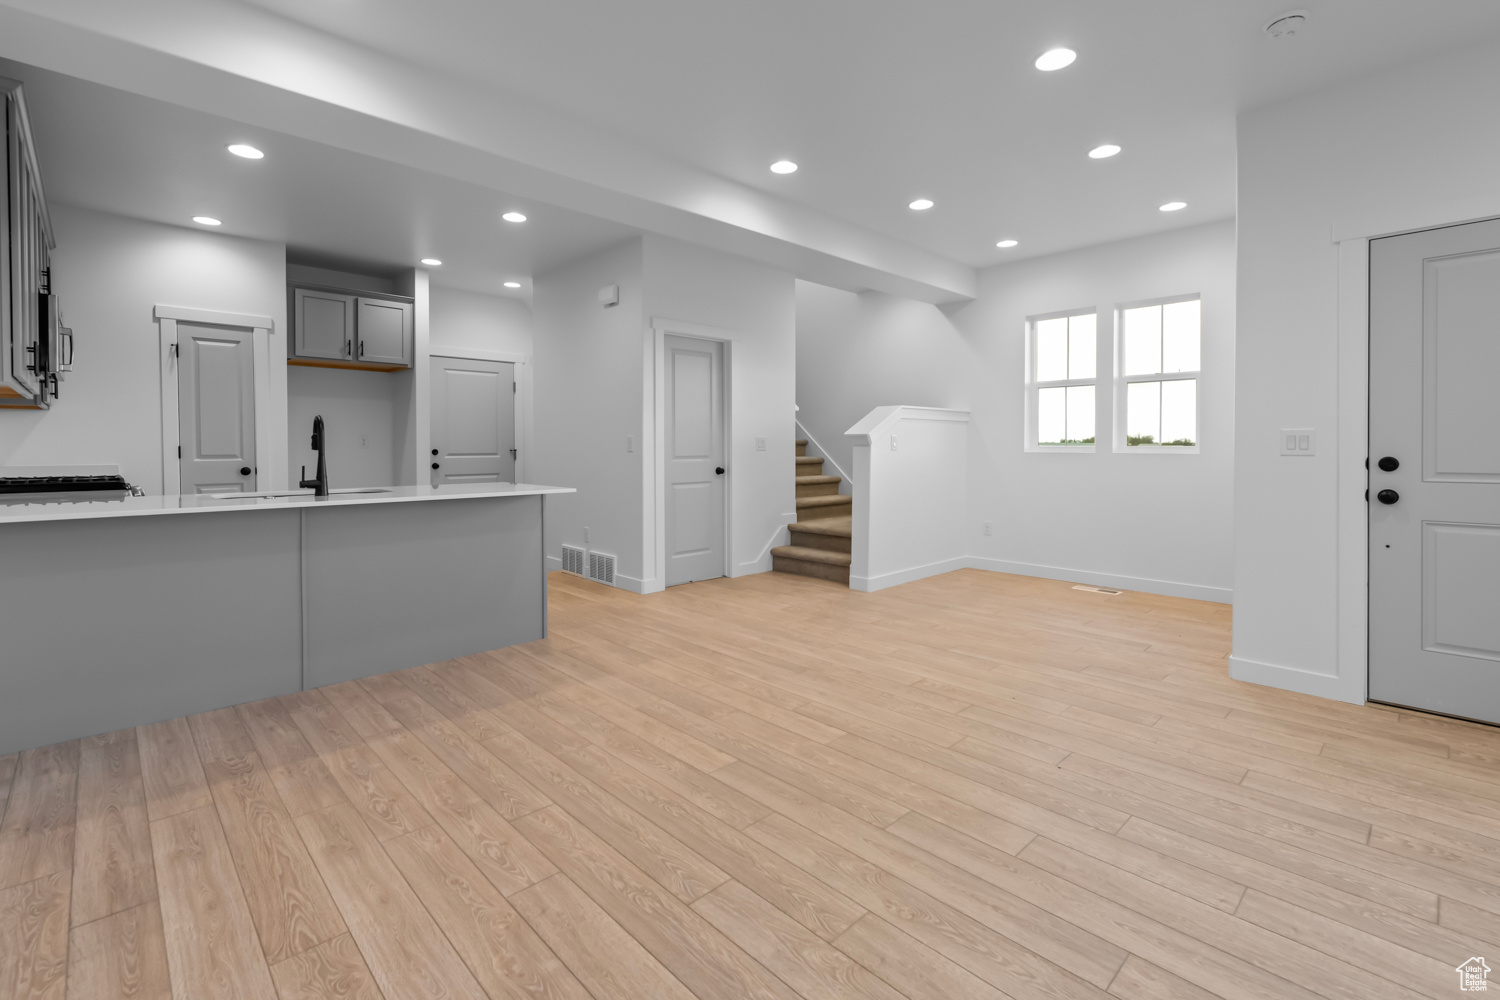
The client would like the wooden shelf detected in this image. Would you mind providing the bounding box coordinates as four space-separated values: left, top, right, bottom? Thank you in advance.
287 357 407 374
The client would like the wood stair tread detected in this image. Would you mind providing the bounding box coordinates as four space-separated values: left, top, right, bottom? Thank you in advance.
770 545 852 566
795 475 841 485
795 494 851 509
790 517 851 537
795 439 808 446
794 456 823 465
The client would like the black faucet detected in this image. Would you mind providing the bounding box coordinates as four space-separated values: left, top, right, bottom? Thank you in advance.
299 414 330 497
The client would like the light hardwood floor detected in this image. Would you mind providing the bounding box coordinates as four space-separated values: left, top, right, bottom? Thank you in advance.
3 568 1499 999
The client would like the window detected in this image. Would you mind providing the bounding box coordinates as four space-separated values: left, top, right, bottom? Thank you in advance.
1118 297 1200 449
1028 310 1096 448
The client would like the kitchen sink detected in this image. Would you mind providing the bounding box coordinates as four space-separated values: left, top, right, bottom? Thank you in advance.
208 488 393 500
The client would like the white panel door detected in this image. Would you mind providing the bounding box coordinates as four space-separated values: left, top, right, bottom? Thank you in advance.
1370 217 1500 724
178 323 256 495
664 335 725 586
430 357 515 484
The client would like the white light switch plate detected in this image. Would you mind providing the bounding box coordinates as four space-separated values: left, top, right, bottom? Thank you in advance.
1281 428 1316 456
755 437 766 452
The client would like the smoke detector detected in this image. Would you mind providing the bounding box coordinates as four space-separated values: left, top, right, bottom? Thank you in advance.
1264 11 1308 38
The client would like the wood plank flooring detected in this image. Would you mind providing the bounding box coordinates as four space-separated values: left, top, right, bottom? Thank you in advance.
4 568 1500 999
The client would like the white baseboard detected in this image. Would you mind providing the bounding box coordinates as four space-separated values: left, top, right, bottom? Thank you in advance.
735 519 794 577
1228 654 1364 704
852 555 970 593
614 572 664 595
967 556 1232 604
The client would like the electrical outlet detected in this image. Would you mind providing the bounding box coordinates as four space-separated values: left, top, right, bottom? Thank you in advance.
583 526 590 544
755 437 766 452
890 435 898 451
982 521 992 536
359 434 369 449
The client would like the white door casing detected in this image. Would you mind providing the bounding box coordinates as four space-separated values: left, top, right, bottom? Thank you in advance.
663 333 726 586
1369 217 1500 724
156 305 275 497
430 356 516 484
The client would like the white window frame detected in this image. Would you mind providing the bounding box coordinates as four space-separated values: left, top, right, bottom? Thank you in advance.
1113 293 1201 454
1025 307 1098 452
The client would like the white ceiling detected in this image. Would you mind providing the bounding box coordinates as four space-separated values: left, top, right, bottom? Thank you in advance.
0 59 640 297
4 1 1500 298
230 0 1500 266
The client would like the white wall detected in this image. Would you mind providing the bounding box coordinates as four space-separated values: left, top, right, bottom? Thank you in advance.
643 235 797 580
429 286 532 357
0 204 287 492
797 219 1236 601
532 235 796 592
286 367 398 489
846 407 970 592
532 238 647 584
1233 35 1500 703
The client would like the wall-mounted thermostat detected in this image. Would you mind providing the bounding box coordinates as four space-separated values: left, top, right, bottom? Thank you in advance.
598 284 620 307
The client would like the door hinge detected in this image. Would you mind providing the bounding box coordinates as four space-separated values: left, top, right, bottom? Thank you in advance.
510 448 518 459
170 342 178 357
177 445 181 458
513 382 517 393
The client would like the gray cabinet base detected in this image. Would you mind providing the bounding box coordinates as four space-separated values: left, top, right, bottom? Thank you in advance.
0 495 546 755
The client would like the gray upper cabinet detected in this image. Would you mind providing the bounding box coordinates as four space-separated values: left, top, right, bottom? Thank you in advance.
289 285 413 370
355 297 412 366
293 288 355 361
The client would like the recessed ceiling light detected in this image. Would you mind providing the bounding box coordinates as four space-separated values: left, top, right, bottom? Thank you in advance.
770 160 798 174
1159 201 1188 212
1088 144 1121 159
504 281 522 289
1035 47 1077 71
996 239 1019 248
502 211 527 223
192 216 222 226
226 143 264 159
420 258 442 266
908 198 934 211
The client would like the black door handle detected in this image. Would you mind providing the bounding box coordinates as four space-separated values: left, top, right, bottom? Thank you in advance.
432 463 440 470
1377 456 1400 472
715 467 725 475
1377 489 1399 505
239 467 252 476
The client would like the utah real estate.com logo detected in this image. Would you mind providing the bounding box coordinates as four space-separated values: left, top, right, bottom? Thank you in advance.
1458 957 1491 992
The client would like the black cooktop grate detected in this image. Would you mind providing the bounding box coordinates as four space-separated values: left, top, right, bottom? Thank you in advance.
0 475 131 495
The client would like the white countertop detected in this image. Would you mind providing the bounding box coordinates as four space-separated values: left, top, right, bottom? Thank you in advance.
0 482 575 525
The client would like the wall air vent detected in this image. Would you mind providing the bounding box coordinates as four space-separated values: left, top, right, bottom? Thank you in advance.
587 551 616 586
561 544 585 576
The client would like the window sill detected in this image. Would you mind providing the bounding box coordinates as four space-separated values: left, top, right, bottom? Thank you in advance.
1116 444 1200 455
1027 444 1098 454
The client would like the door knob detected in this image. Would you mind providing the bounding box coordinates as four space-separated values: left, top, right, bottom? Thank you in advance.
1377 456 1400 472
432 463 440 470
239 467 252 476
1377 489 1400 505
432 449 439 455
715 467 725 475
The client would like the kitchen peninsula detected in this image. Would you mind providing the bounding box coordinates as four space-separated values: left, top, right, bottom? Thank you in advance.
0 482 572 755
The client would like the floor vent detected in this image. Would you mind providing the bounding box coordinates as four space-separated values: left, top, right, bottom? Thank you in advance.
1072 584 1122 595
587 551 616 586
561 544 585 576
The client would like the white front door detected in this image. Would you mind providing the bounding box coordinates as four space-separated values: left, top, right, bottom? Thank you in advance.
1370 217 1500 724
430 357 516 484
178 322 257 495
664 335 725 586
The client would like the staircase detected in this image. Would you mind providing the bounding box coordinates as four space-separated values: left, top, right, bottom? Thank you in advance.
771 439 852 584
